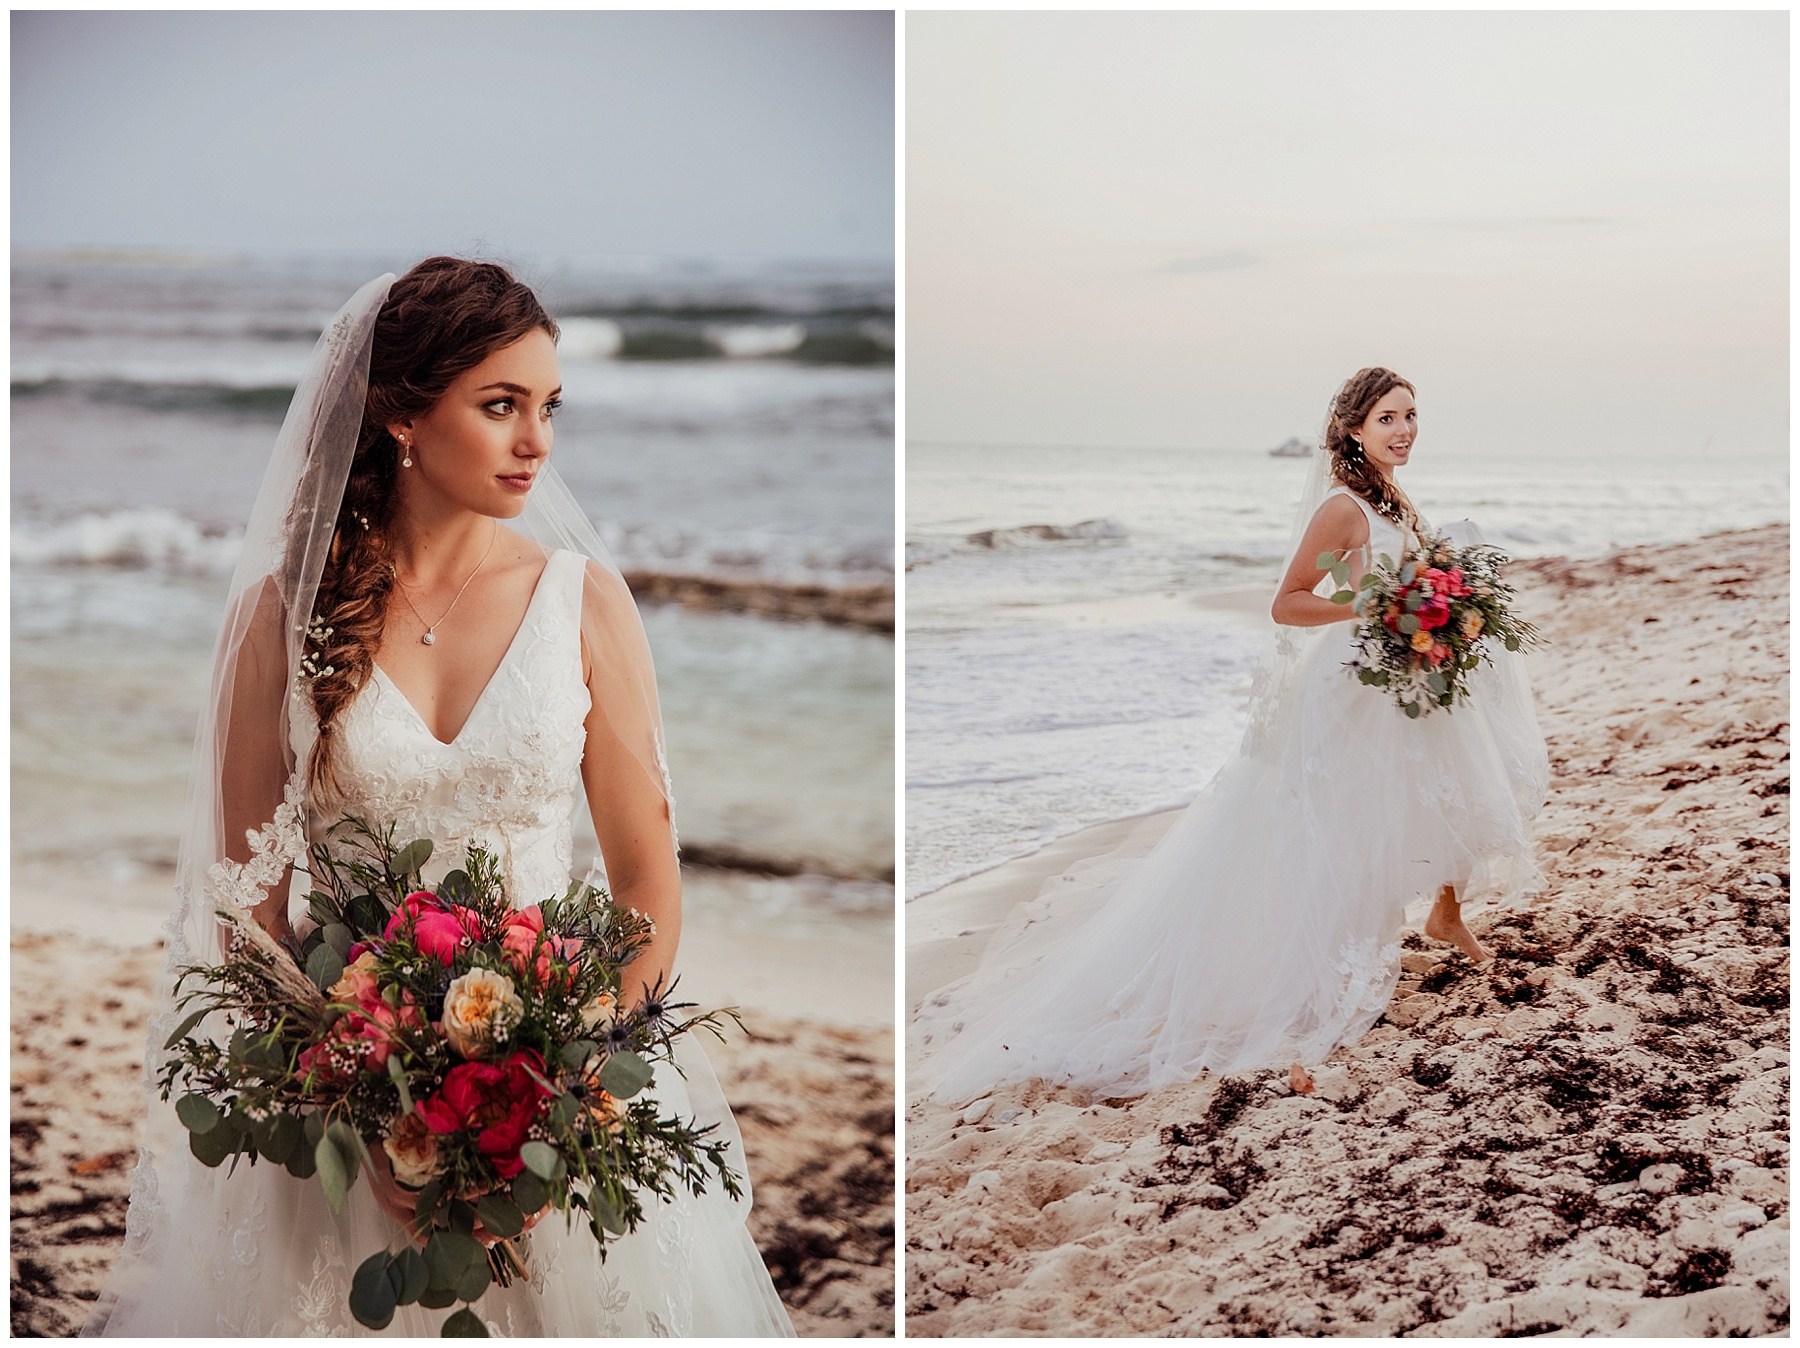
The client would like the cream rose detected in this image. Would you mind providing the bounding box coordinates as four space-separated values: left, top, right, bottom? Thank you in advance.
383 1109 445 1188
440 967 523 1060
1461 612 1484 639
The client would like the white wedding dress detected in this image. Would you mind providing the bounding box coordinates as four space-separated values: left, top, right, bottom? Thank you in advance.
86 549 795 1337
915 488 1550 1103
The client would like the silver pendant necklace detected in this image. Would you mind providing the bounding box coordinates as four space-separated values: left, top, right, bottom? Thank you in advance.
392 520 498 646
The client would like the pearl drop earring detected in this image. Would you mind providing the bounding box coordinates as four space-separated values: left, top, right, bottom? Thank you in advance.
398 435 412 468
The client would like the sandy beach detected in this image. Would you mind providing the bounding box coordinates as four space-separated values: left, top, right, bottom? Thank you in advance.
905 524 1788 1336
11 875 895 1337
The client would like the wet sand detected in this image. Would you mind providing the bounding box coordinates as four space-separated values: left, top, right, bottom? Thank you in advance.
905 524 1788 1337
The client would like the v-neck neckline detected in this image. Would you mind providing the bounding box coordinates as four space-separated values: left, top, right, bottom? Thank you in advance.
371 550 561 749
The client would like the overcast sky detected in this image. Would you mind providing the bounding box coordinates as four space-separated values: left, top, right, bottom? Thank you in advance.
13 10 893 262
909 11 1786 459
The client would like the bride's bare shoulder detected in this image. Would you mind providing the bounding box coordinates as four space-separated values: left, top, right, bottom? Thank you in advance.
1307 490 1369 540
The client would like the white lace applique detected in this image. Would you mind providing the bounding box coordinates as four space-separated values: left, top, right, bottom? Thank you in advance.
206 776 309 912
654 728 680 854
1332 935 1401 1020
228 1184 269 1268
292 1232 349 1335
654 1191 696 1332
593 1265 631 1324
646 1310 674 1338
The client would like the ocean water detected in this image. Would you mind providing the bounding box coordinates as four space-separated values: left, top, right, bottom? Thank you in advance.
11 251 894 949
905 440 1788 899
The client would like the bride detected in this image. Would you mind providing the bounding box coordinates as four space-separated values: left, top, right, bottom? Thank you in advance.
915 367 1550 1104
84 259 795 1336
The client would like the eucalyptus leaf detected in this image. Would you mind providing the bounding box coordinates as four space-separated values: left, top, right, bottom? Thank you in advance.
1403 701 1422 720
438 870 473 905
1315 550 1336 571
303 1113 325 1149
474 1192 525 1239
413 1178 444 1226
449 1198 477 1237
1399 562 1416 585
511 1170 550 1216
418 1285 458 1310
251 1112 287 1162
189 1121 236 1168
326 1118 371 1171
162 1007 210 1051
558 1039 598 1071
393 1245 430 1306
1329 590 1353 606
349 1251 398 1330
285 1134 318 1180
1398 615 1420 636
455 1256 492 1303
548 1092 579 1132
597 1051 653 1100
392 838 434 877
425 1229 484 1286
306 943 345 992
441 1307 489 1337
346 894 385 935
519 1140 563 1181
592 1186 629 1236
1504 635 1520 652
316 1134 350 1212
175 1093 222 1135
321 923 354 958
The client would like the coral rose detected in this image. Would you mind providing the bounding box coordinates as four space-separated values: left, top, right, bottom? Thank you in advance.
327 949 381 1005
415 1049 552 1179
383 1109 445 1188
498 905 581 985
1410 628 1435 653
441 967 524 1060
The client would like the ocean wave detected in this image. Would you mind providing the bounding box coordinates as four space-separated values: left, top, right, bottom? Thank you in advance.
965 518 1129 548
12 508 244 574
12 509 894 627
12 376 299 419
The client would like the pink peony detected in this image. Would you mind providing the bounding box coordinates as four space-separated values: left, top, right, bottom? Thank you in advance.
1418 598 1451 631
383 891 482 962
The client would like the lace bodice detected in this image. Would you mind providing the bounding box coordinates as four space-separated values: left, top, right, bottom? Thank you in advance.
289 548 592 909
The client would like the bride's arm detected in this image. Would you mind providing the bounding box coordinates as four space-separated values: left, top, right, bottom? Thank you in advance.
1271 495 1370 627
576 562 682 1010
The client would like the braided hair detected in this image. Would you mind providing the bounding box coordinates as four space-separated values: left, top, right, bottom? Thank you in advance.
298 257 559 804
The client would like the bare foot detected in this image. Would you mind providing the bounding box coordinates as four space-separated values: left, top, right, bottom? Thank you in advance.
1289 1062 1315 1095
1424 895 1493 964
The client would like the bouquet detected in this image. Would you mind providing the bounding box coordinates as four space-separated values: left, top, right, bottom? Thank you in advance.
1322 531 1543 718
160 819 741 1337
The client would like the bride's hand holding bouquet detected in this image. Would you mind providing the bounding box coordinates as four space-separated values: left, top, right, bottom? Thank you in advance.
159 819 742 1337
1324 531 1543 718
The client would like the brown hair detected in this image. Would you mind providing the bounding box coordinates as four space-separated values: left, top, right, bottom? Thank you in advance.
303 256 559 802
1324 366 1416 528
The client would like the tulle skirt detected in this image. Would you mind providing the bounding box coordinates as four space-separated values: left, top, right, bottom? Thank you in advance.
915 618 1549 1104
82 1037 794 1337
